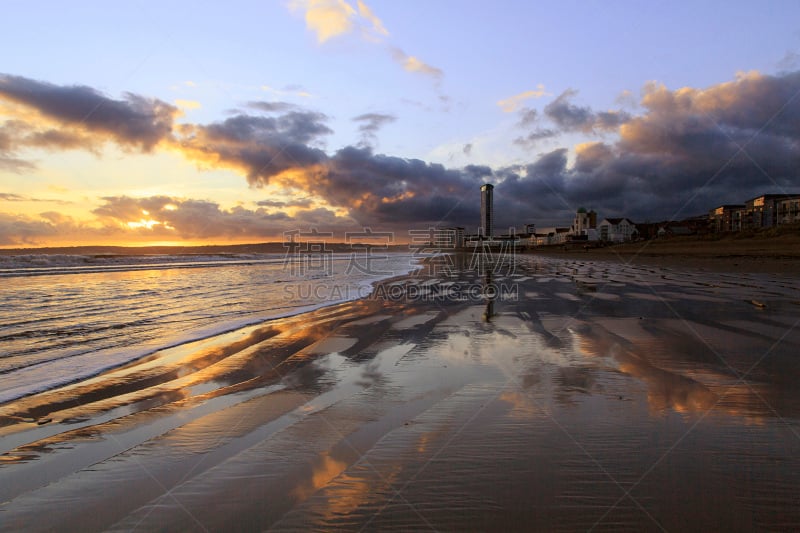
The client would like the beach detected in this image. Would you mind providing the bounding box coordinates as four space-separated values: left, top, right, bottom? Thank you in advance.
532 231 800 275
1 252 800 531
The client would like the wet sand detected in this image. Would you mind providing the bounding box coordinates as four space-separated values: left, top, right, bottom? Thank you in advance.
1 255 800 531
533 234 800 275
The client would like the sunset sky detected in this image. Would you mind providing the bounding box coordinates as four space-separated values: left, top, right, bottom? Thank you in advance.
2 1 800 247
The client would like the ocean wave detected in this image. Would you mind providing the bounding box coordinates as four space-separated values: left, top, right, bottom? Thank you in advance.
0 253 419 403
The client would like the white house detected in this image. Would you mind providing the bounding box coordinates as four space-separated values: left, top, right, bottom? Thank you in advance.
598 218 637 242
570 207 597 236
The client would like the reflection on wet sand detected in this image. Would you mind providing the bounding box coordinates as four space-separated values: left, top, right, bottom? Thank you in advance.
573 321 719 414
1 256 799 530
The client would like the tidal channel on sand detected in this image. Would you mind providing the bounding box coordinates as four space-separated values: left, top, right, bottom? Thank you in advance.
1 253 799 531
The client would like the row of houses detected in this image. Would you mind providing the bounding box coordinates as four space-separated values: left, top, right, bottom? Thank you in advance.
437 190 799 251
709 193 800 232
533 191 800 246
528 208 638 246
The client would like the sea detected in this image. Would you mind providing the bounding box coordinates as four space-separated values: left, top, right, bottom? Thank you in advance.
0 252 418 404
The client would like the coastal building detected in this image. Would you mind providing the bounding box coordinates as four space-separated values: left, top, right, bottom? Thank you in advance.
569 207 597 236
598 218 637 242
743 194 800 229
709 204 745 232
530 227 571 246
480 183 494 238
777 197 800 225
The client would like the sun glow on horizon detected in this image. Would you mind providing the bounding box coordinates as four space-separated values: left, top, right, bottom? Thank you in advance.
126 218 164 230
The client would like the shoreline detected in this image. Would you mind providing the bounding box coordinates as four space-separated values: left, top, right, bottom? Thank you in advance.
1 255 799 530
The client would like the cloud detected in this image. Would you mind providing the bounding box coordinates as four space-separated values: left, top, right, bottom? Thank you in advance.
0 211 96 246
615 89 638 108
256 198 313 208
291 0 387 44
92 195 356 240
246 101 298 113
352 112 396 146
512 128 557 148
261 85 314 99
516 107 540 128
389 47 444 81
308 147 486 226
778 50 800 71
497 85 550 113
497 70 800 225
0 118 95 164
291 0 389 43
0 212 60 245
175 112 331 184
0 193 360 245
4 70 800 239
175 99 201 110
173 109 476 231
292 0 357 43
0 73 178 152
0 193 25 201
511 90 630 149
0 156 35 173
356 0 388 38
510 107 557 148
0 192 72 205
544 89 630 133
289 2 442 84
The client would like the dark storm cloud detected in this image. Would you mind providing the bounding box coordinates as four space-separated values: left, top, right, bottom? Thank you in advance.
353 113 396 146
178 112 331 184
543 89 630 133
3 71 800 237
0 73 178 151
513 128 558 148
493 71 800 225
198 113 332 145
498 71 800 225
316 146 481 226
172 70 800 229
512 107 559 148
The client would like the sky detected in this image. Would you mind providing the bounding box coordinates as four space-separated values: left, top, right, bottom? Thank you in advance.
1 0 800 247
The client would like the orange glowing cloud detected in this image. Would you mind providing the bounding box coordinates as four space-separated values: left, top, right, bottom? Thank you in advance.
497 85 550 113
389 47 444 81
292 0 357 43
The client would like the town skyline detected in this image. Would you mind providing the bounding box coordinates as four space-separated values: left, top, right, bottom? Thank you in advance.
2 1 800 247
